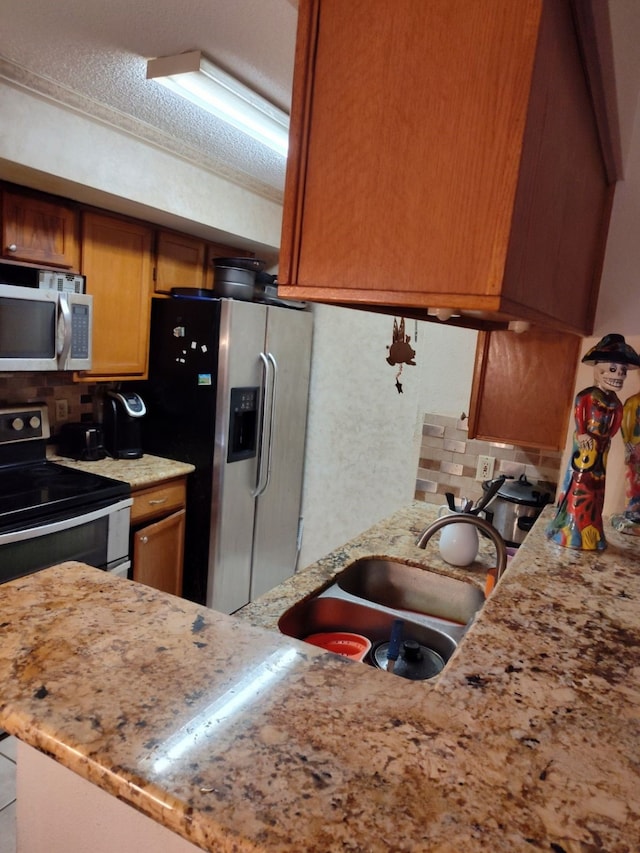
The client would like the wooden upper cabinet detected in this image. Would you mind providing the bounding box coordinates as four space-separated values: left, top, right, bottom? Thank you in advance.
154 230 207 294
278 0 612 335
2 187 80 270
80 211 153 380
468 328 581 451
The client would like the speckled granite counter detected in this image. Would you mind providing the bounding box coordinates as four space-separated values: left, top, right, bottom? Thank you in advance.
49 452 195 489
1 503 639 851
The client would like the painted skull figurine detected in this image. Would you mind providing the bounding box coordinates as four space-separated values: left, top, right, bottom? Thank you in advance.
594 361 628 394
546 333 640 551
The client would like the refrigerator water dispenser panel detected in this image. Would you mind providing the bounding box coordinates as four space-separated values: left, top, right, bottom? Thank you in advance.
228 387 259 462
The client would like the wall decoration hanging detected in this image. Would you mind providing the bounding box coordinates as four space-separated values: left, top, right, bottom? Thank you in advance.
386 317 416 393
546 333 640 550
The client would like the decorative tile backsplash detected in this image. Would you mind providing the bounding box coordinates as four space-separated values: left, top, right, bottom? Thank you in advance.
0 373 101 436
415 413 562 507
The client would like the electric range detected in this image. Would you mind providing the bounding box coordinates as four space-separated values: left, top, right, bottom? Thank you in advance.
0 404 132 584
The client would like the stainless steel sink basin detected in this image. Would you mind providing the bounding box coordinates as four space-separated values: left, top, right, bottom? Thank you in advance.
336 558 485 626
278 557 485 675
278 596 457 664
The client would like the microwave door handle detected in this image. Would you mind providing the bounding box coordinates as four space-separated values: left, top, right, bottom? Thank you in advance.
57 293 72 366
252 352 277 498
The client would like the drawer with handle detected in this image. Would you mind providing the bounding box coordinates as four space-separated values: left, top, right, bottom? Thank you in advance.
130 480 186 525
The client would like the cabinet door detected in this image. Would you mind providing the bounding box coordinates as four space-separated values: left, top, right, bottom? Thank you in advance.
81 212 153 379
133 508 185 596
2 188 80 269
154 230 206 294
468 328 581 450
277 0 609 335
278 0 542 310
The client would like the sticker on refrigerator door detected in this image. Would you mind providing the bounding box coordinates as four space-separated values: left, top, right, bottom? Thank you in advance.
197 374 212 385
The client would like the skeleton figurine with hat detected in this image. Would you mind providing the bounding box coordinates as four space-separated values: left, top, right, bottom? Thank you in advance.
546 333 640 550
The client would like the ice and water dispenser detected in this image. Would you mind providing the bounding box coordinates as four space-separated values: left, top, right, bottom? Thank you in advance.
227 387 259 462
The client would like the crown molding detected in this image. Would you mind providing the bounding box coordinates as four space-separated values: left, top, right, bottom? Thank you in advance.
0 57 284 204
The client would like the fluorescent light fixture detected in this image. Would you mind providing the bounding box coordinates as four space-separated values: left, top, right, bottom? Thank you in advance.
146 50 289 157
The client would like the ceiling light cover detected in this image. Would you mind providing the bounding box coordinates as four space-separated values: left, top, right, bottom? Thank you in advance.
147 50 289 156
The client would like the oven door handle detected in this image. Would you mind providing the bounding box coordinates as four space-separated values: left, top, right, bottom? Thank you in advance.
0 498 133 544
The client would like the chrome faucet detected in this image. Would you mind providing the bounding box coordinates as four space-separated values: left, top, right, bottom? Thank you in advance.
415 513 508 583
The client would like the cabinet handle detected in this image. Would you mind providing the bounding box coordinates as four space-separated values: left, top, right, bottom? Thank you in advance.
7 243 17 252
148 497 168 505
140 535 149 544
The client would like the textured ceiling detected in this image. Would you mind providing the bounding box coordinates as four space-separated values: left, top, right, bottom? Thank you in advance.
0 0 298 200
1 1 639 203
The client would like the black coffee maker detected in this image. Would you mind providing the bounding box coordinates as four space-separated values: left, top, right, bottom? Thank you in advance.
103 391 146 459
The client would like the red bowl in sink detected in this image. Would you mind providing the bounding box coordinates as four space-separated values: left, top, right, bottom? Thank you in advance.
304 631 372 661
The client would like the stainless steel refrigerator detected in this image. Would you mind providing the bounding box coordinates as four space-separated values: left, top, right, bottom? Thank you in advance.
138 295 313 613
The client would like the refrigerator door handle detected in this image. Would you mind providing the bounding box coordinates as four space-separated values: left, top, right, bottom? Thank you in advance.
252 351 278 498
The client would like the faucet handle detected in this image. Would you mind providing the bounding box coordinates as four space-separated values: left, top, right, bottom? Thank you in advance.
485 567 498 596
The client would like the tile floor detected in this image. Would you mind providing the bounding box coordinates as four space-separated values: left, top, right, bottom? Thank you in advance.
0 735 16 853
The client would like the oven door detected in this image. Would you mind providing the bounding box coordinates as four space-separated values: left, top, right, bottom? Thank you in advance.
0 498 132 585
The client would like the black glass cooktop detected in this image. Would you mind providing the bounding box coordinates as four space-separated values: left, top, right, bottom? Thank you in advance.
0 461 130 533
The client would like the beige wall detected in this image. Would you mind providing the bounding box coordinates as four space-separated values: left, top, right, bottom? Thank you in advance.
296 308 478 568
0 83 282 255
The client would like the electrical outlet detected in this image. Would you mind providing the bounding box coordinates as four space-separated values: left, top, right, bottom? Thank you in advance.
55 399 69 421
476 455 495 481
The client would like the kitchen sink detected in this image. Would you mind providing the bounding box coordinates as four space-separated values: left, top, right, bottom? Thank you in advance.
278 595 456 664
278 557 485 674
336 558 485 626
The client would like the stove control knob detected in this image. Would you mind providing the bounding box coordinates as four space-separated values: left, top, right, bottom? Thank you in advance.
11 417 25 431
29 415 41 430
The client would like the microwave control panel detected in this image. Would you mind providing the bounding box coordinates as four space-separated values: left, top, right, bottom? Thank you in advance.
69 302 91 359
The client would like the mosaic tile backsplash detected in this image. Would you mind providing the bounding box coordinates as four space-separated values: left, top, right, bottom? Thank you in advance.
0 373 102 437
415 413 562 507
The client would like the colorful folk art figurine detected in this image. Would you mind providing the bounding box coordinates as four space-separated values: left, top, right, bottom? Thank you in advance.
621 392 640 522
610 391 640 535
546 334 640 550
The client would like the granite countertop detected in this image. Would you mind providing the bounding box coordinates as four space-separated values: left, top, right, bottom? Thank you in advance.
49 452 195 490
1 503 639 851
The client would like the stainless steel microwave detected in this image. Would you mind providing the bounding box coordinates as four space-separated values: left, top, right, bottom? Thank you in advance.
0 282 93 371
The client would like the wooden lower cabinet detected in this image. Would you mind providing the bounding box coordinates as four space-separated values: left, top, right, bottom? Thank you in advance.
130 478 187 596
133 510 185 596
